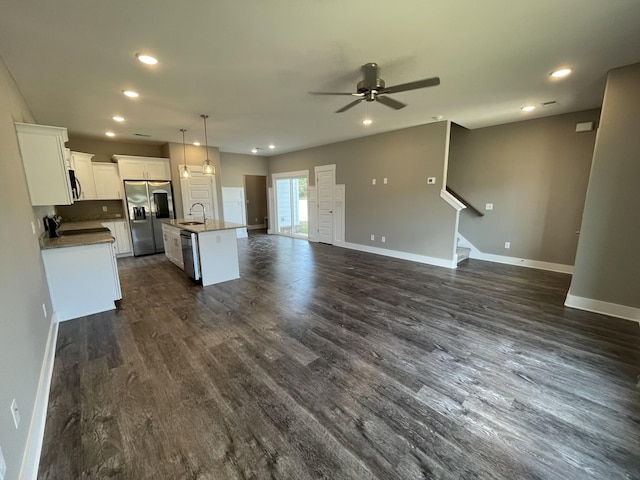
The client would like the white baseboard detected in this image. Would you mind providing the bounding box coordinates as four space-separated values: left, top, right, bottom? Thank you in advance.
336 241 457 269
457 233 573 274
20 314 59 480
565 293 640 324
235 227 248 238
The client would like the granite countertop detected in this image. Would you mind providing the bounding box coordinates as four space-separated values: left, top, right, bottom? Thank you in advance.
162 218 245 234
40 220 115 250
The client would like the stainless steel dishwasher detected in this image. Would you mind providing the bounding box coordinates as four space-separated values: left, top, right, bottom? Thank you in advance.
180 230 201 282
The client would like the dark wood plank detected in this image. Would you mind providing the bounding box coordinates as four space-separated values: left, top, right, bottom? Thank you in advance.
39 231 640 479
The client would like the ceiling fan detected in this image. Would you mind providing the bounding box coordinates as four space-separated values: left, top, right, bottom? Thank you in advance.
310 62 440 113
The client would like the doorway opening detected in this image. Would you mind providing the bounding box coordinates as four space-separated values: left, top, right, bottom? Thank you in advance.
244 175 268 230
272 171 309 238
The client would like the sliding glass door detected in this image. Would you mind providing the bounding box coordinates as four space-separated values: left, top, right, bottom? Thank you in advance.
273 171 308 238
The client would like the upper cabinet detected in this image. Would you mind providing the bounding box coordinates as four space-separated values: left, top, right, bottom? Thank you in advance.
113 155 171 180
70 151 97 200
93 163 122 200
15 123 73 206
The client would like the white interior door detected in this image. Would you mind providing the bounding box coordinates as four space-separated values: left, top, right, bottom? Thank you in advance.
222 187 248 238
315 164 335 244
180 166 218 220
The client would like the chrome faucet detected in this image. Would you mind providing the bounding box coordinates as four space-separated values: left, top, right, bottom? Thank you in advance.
189 202 207 223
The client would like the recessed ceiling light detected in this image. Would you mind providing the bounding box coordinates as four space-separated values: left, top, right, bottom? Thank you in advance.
193 141 200 146
136 54 158 65
268 144 275 149
105 131 116 137
362 118 373 126
550 68 572 78
112 116 125 122
521 105 535 112
251 148 258 154
123 90 139 98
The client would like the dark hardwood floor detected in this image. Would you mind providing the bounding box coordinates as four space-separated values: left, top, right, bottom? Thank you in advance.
38 231 640 479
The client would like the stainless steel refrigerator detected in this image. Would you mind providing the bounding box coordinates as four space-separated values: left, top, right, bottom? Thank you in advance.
124 180 175 256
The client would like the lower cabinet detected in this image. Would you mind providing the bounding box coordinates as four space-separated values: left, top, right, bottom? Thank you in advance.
41 242 121 322
102 220 132 256
162 224 184 269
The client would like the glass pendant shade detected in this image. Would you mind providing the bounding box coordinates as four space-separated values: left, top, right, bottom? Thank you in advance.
180 128 190 179
201 114 215 176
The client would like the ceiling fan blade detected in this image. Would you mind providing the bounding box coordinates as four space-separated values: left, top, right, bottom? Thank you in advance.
382 76 440 94
376 95 407 110
309 91 358 96
336 98 364 113
362 62 378 88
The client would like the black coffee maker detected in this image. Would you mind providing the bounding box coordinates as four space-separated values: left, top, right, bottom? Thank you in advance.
43 215 61 238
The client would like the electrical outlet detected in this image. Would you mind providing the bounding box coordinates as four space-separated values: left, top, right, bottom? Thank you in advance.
31 221 36 235
427 177 436 184
504 241 511 249
370 234 375 241
42 303 47 318
381 236 386 243
11 399 20 429
485 203 494 211
383 177 388 184
0 445 7 480
372 178 376 185
102 206 108 212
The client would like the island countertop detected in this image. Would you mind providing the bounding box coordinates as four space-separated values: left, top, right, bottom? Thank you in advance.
40 220 115 250
162 218 245 234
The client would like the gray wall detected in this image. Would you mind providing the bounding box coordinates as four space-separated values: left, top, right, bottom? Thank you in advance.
269 122 457 260
569 63 640 308
67 135 164 163
162 142 223 220
448 110 599 265
0 56 52 478
220 152 268 187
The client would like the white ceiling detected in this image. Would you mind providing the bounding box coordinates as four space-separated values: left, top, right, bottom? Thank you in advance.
1 1 640 155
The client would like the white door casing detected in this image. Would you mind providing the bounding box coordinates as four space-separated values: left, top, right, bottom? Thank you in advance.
180 165 219 220
315 164 336 244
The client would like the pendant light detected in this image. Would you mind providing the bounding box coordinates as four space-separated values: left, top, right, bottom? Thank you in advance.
201 114 215 176
179 129 190 178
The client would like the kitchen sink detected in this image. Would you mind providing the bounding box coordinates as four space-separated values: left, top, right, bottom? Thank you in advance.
179 221 204 226
60 227 111 235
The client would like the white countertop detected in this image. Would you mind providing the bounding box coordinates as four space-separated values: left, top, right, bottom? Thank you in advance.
162 218 245 234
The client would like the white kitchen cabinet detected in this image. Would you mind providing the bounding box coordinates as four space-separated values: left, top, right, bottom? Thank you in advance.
41 242 121 321
15 122 73 206
71 151 97 200
113 155 171 180
162 223 184 269
93 163 122 199
102 220 132 256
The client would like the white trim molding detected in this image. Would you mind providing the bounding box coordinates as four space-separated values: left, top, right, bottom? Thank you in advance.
20 314 59 480
336 241 457 269
565 293 640 324
440 189 466 211
456 233 573 274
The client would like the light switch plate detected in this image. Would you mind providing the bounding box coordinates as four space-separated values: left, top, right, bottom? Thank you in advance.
485 203 494 211
372 179 376 185
383 178 388 184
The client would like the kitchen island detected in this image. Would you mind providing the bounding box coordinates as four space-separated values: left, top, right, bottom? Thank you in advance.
40 221 121 321
162 219 245 287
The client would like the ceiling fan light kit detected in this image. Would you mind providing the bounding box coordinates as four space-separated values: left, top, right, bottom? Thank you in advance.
311 62 440 113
